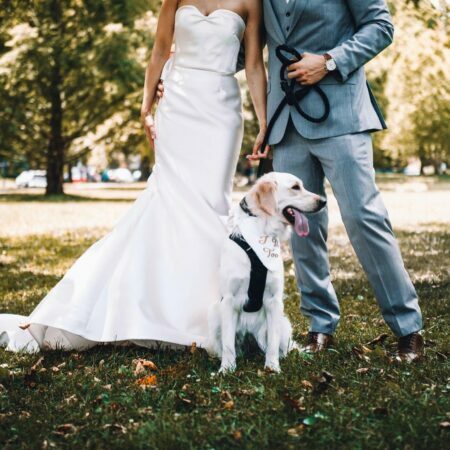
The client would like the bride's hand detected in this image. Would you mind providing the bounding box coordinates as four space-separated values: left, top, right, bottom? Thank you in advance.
141 111 156 148
247 127 270 160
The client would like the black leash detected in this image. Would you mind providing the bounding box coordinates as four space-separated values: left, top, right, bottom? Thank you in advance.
257 45 331 178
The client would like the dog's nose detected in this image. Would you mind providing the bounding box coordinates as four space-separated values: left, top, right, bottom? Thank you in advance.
318 197 327 208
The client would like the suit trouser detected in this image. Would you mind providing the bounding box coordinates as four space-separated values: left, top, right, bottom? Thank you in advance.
272 123 422 337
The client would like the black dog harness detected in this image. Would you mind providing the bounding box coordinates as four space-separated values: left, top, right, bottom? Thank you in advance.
228 198 268 313
257 45 331 177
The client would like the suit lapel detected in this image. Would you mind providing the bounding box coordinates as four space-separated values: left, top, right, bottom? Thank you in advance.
286 0 308 40
263 0 285 43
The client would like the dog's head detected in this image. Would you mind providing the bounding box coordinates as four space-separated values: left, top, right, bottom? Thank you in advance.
248 172 326 237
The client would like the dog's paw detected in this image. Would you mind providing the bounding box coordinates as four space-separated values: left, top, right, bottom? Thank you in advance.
219 363 236 374
264 361 281 373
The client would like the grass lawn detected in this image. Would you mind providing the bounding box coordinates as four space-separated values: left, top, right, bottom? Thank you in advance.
0 188 449 449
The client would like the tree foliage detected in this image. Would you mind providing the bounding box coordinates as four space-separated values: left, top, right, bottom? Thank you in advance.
0 0 156 193
375 1 450 168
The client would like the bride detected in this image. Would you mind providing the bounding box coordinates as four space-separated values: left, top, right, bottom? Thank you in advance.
0 0 268 352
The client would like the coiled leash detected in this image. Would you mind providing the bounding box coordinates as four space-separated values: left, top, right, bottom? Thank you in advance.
257 45 331 177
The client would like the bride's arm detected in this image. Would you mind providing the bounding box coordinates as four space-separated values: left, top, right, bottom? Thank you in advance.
244 0 269 160
141 0 178 147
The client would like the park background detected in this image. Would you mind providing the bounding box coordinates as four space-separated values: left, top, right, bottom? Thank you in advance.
0 1 449 449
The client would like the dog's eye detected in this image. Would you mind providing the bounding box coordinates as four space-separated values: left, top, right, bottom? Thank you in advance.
291 184 301 191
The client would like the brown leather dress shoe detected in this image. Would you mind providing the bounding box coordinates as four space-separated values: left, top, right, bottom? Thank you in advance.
301 332 334 353
397 332 424 362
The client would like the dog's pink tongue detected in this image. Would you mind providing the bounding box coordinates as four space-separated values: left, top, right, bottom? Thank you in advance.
293 209 309 237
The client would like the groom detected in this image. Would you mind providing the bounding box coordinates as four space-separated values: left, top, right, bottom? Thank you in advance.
253 0 423 361
157 0 424 361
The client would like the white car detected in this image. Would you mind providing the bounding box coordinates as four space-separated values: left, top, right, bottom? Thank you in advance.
15 170 47 188
107 168 135 183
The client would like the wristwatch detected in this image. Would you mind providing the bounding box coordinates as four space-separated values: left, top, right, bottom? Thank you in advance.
324 53 337 72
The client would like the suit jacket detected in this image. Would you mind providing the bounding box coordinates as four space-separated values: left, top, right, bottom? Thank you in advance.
238 0 394 144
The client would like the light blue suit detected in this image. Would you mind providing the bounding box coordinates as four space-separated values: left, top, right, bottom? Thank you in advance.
258 0 422 336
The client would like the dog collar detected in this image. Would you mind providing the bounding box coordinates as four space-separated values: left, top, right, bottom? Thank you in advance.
239 197 257 217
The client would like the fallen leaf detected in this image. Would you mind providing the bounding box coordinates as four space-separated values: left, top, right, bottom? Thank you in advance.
236 389 255 396
133 359 158 376
103 423 127 434
136 374 157 388
232 430 242 441
311 371 334 393
366 333 389 347
221 390 233 402
301 380 313 390
283 394 305 412
30 357 44 373
356 367 370 374
352 346 371 361
64 395 78 405
53 424 77 436
287 424 305 437
223 400 234 410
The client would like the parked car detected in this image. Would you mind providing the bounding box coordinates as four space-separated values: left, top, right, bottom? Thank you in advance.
15 170 47 188
106 168 135 183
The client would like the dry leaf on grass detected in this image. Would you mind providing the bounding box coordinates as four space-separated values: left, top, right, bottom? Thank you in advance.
30 357 44 373
287 424 305 437
133 359 158 376
223 400 234 410
53 423 78 436
103 423 127 434
356 367 370 374
366 333 389 347
64 395 78 405
283 394 306 412
232 430 242 441
301 380 313 390
136 374 157 388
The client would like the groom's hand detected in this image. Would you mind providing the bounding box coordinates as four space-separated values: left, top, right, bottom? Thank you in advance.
287 53 327 85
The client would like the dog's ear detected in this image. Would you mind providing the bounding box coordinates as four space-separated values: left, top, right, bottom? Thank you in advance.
254 179 278 216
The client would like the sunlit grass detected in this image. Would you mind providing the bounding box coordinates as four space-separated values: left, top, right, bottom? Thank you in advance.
0 212 448 448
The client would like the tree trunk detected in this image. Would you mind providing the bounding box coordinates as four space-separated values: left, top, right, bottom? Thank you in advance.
45 0 64 196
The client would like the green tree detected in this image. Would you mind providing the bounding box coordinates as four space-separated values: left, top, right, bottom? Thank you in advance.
0 0 156 194
376 1 450 170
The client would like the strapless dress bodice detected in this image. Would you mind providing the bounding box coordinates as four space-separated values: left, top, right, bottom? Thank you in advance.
172 5 245 75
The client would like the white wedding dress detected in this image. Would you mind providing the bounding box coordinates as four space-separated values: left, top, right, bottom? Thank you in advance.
0 5 245 352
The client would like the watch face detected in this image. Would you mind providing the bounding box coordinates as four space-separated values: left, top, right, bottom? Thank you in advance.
326 59 337 71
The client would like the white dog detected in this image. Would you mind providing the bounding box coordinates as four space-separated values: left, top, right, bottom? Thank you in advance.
208 172 327 373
